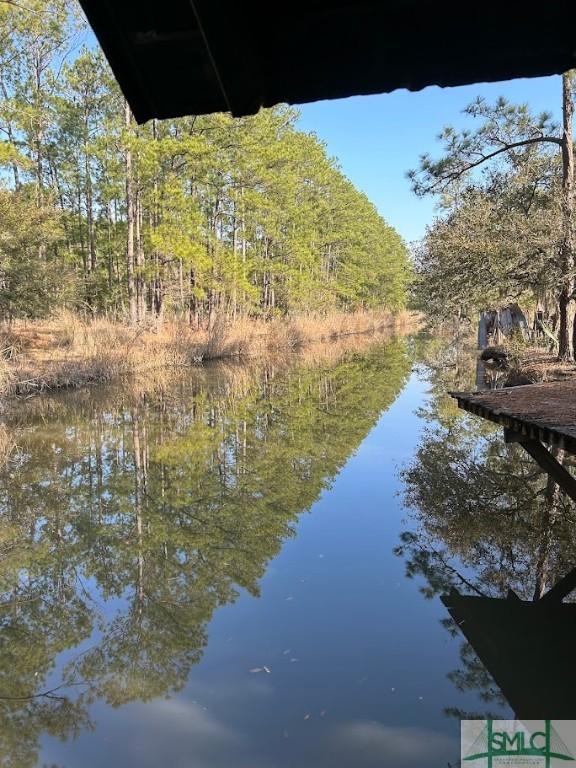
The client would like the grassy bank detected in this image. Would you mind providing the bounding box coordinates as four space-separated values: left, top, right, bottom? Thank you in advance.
515 348 576 382
479 337 576 384
0 310 419 398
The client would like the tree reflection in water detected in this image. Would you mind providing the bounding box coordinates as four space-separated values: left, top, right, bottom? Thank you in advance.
398 338 576 719
0 338 411 767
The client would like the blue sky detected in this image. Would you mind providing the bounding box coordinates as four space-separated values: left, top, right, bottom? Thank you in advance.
297 75 562 245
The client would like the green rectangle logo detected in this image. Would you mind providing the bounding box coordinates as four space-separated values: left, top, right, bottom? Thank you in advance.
461 720 576 767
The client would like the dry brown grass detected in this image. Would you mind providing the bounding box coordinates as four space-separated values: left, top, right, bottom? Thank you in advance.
0 309 420 398
518 347 576 383
0 423 15 467
200 309 418 358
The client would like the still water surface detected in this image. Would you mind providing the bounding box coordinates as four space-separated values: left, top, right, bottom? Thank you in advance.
4 333 564 767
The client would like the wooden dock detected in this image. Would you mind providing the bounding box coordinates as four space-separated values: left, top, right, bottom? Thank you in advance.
453 379 576 503
453 379 576 454
447 379 576 718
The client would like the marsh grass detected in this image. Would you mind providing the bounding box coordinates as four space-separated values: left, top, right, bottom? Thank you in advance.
0 423 15 467
0 309 419 398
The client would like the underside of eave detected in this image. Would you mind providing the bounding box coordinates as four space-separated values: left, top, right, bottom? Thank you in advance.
77 1 576 124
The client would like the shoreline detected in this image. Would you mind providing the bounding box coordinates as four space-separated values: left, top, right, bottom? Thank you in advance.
478 344 576 385
0 310 421 400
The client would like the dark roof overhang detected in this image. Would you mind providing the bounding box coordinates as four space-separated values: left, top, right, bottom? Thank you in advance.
78 1 576 124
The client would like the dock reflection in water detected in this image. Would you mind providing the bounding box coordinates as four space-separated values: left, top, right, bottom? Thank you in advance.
400 339 576 723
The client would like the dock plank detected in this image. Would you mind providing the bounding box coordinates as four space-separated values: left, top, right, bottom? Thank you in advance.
452 380 576 454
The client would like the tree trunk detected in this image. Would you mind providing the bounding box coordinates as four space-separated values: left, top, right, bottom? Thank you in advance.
189 269 200 328
84 137 96 310
85 132 96 275
208 287 217 332
558 71 575 361
241 187 247 314
231 206 237 320
107 206 114 293
135 184 145 322
151 119 164 324
124 101 137 324
178 259 185 314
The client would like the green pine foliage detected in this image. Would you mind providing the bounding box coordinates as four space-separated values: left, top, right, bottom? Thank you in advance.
0 1 409 323
408 93 568 324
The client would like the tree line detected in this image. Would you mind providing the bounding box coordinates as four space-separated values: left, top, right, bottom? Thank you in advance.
410 72 576 360
0 0 409 326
